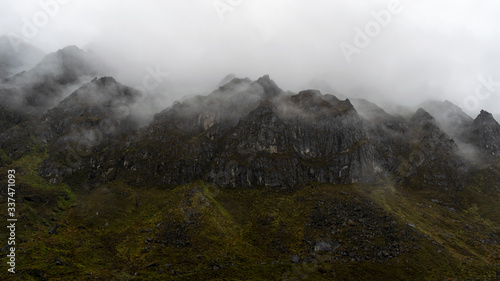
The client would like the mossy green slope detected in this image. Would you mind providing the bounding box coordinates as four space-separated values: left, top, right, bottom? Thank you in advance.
1 156 499 280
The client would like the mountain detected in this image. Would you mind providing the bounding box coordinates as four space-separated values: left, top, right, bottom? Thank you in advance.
304 79 347 99
0 35 45 80
38 76 141 144
1 45 108 114
419 100 474 140
33 76 469 192
468 110 500 158
35 77 142 182
351 98 394 122
0 73 499 280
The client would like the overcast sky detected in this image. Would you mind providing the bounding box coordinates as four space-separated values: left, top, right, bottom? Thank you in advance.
1 0 499 115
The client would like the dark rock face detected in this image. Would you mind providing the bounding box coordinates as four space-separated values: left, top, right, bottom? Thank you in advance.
88 77 468 190
419 100 474 141
117 86 381 188
468 110 500 158
37 77 142 183
37 77 141 144
206 93 375 188
2 71 474 190
402 108 468 189
0 121 36 161
1 45 108 114
0 102 28 133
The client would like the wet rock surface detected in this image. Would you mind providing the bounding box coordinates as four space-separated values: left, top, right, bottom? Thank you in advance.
20 75 481 191
468 110 500 158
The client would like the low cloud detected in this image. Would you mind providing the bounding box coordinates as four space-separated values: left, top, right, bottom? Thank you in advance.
0 0 499 116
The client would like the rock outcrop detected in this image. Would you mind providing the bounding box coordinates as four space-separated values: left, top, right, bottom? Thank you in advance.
0 72 483 190
1 45 108 114
468 110 500 158
33 76 468 190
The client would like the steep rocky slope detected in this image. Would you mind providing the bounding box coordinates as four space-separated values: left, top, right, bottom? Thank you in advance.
32 75 472 192
468 110 500 158
36 77 142 184
420 100 474 141
0 70 499 280
1 45 108 115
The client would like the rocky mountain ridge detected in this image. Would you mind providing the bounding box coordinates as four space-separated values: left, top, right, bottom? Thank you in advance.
0 45 108 115
1 44 500 280
18 74 492 192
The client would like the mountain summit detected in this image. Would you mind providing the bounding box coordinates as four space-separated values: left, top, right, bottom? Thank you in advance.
29 75 473 192
468 109 500 157
0 69 499 280
0 45 108 114
0 35 45 79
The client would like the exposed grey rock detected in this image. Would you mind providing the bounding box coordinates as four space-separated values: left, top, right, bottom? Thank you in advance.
314 241 332 252
419 100 473 141
468 110 500 158
26 75 472 191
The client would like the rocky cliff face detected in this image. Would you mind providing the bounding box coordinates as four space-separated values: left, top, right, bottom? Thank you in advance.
0 45 108 115
206 94 373 188
400 108 468 189
1 43 499 280
2 71 493 191
419 100 474 141
36 77 141 183
113 83 377 189
468 110 500 158
29 75 474 191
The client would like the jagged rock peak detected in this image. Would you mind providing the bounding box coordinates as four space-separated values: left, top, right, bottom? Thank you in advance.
291 90 330 107
57 45 82 54
37 45 100 65
290 89 354 115
39 45 91 64
217 76 252 91
91 76 118 86
57 76 140 108
350 98 393 122
474 109 498 125
296 89 322 98
257 74 272 82
411 108 434 123
468 109 500 158
218 73 237 86
25 44 106 80
443 100 460 108
252 74 283 98
420 100 472 120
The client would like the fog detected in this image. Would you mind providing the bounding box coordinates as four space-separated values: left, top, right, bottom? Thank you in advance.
1 0 500 116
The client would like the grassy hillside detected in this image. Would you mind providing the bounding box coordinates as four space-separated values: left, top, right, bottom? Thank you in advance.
1 152 499 280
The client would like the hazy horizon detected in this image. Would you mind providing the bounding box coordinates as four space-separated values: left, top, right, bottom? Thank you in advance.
1 0 500 117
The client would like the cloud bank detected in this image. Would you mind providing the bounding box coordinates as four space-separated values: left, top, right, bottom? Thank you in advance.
1 0 499 115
